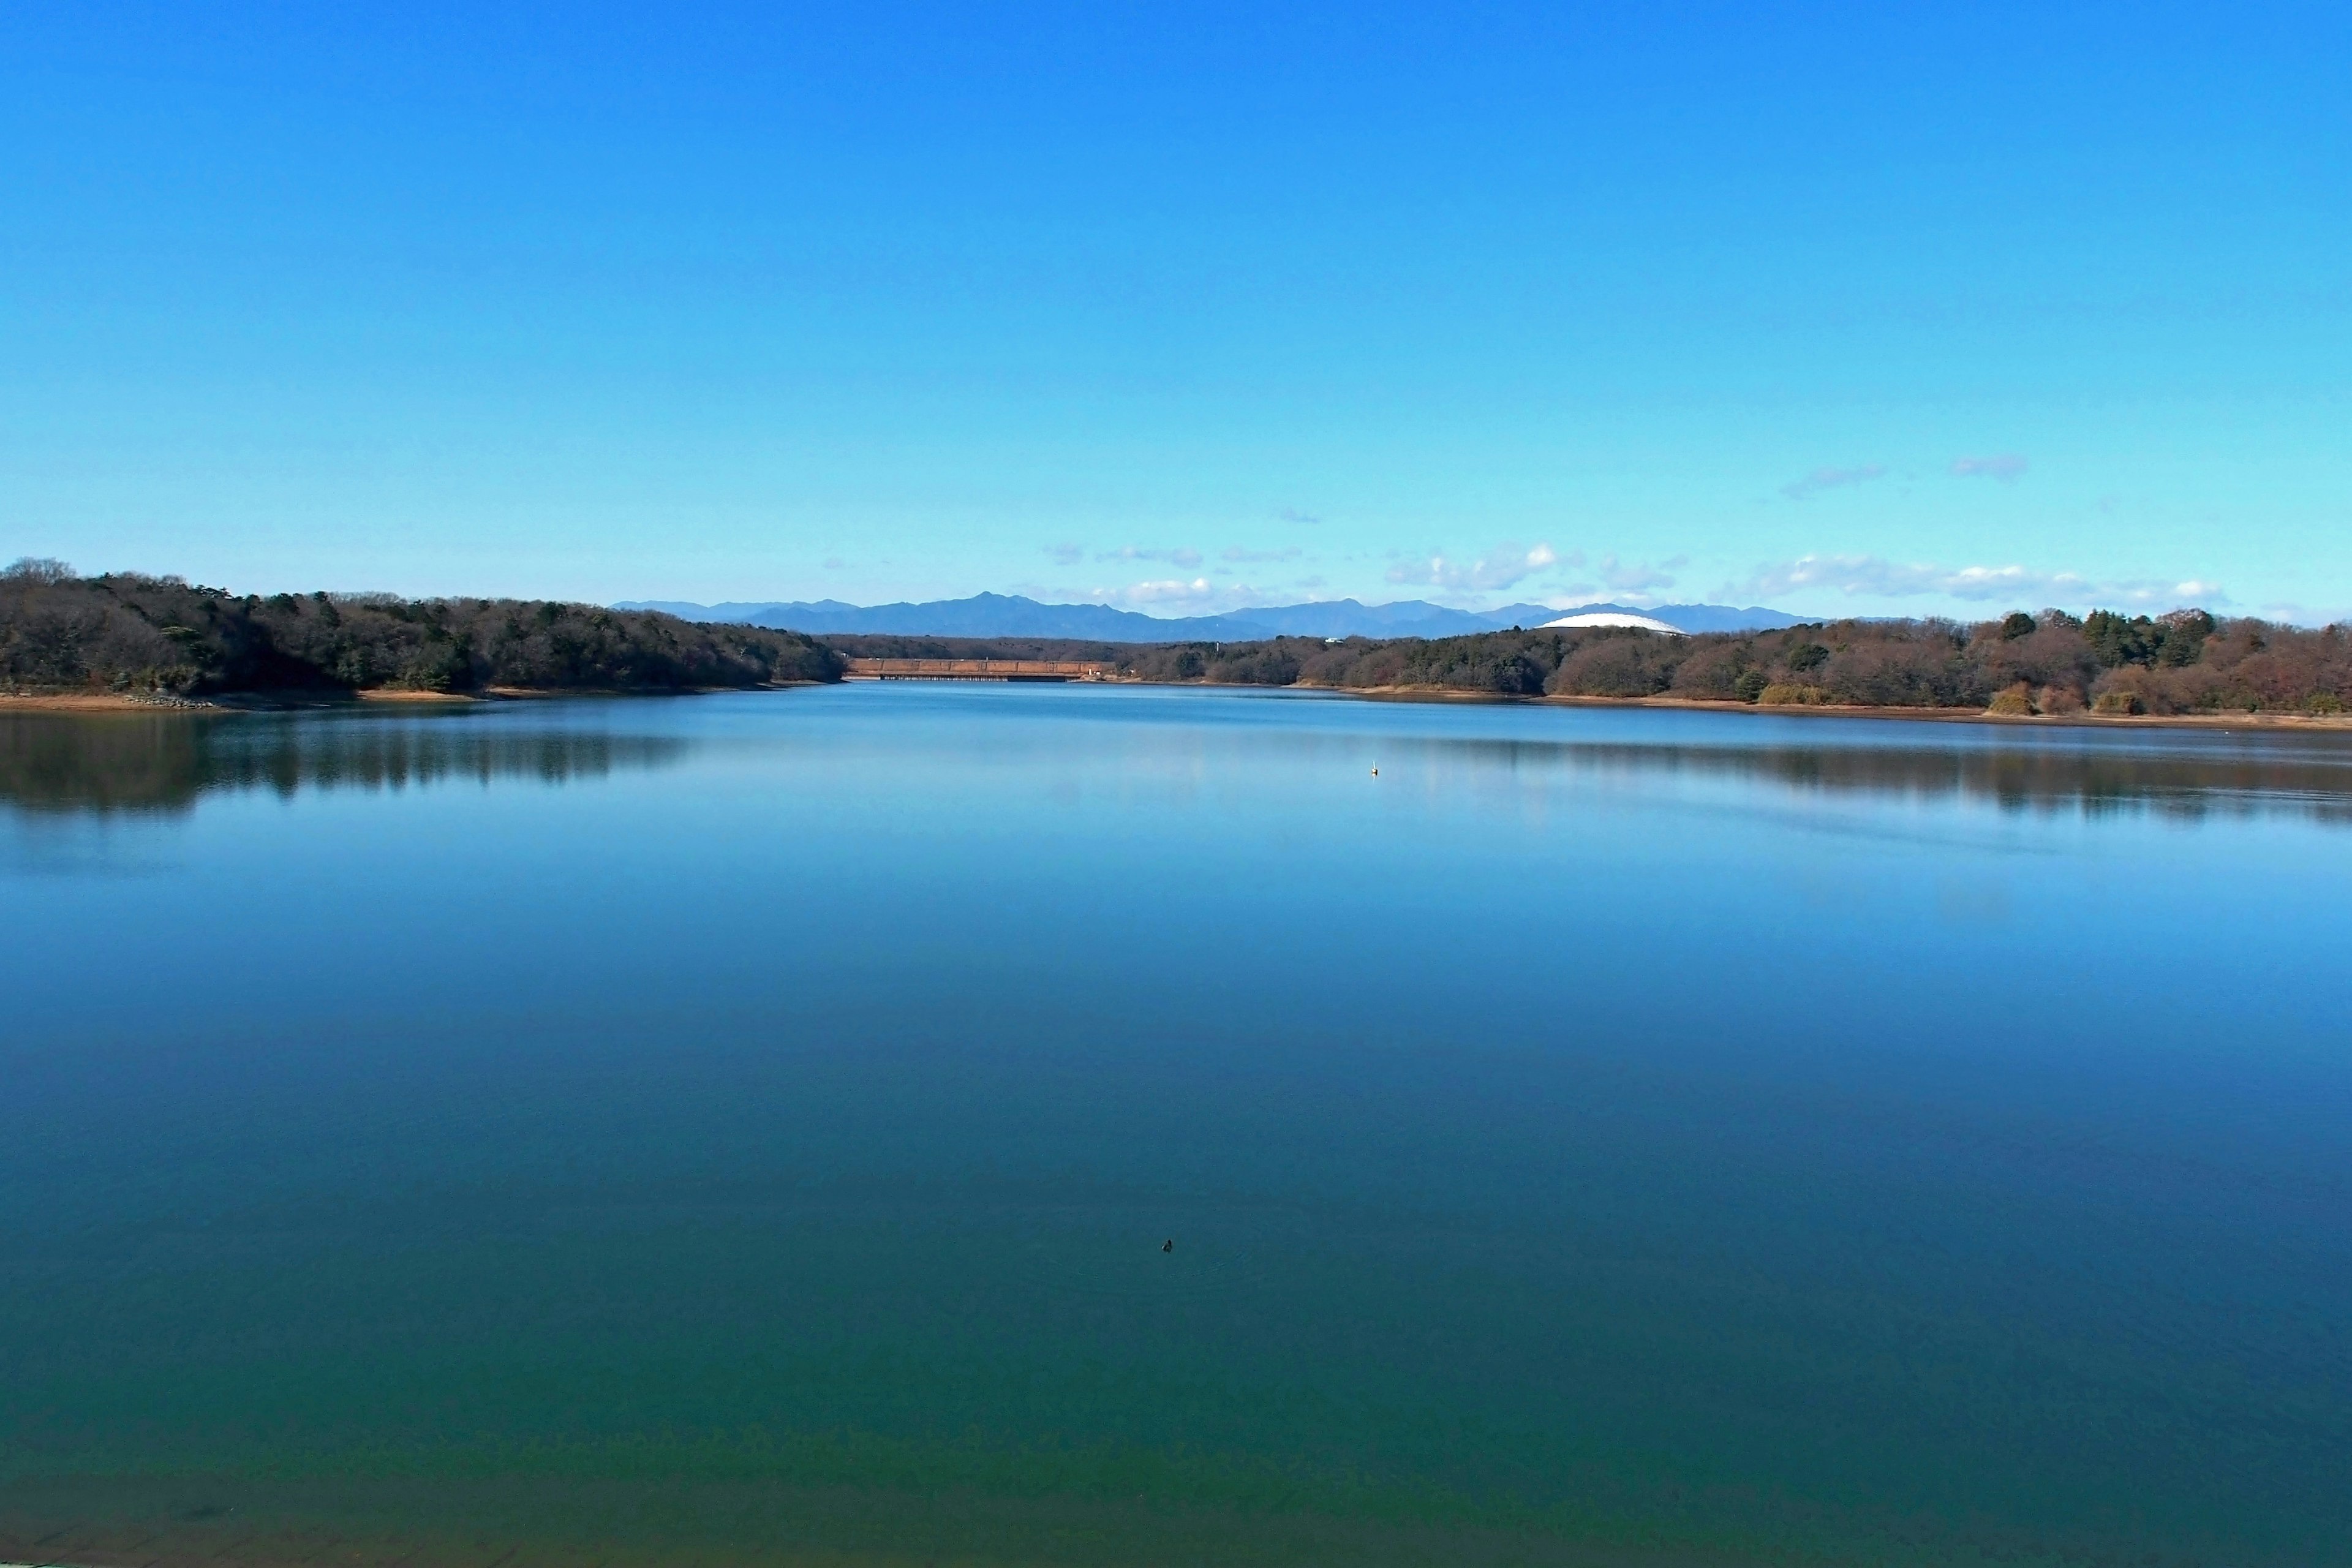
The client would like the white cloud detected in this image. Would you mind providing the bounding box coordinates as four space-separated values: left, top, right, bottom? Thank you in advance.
1124 577 1218 604
1781 464 1888 500
1535 557 1683 607
1385 541 1561 594
1017 575 1281 613
1730 553 2226 609
1951 453 2030 482
1222 545 1303 564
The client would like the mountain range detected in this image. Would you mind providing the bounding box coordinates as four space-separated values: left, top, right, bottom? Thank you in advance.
614 594 1803 641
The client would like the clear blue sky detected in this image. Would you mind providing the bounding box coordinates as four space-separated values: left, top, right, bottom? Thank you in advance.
5 2 2346 620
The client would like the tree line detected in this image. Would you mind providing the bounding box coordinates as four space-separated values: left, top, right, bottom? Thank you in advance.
1 560 843 695
14 560 2342 715
829 609 2352 715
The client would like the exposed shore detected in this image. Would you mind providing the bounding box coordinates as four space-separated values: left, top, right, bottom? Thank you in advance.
9 682 2352 733
0 683 820 713
0 692 231 712
1534 690 2352 730
1298 682 2352 731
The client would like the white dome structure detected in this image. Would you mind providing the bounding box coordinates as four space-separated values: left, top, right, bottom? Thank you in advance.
1537 611 1686 636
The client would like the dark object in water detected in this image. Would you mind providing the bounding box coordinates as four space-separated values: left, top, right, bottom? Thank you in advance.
1161 1238 1174 1253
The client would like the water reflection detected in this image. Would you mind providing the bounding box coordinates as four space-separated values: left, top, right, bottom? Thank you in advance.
10 699 2352 828
1425 731 2352 824
6 688 2351 1565
0 711 690 815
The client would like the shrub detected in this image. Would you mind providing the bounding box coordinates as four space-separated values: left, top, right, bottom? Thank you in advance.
1733 669 1770 703
1986 685 2035 715
1757 682 1825 706
2309 693 2345 715
2036 685 2085 715
2093 690 2144 715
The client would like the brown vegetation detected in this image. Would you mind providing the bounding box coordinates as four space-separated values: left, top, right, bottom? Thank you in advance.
836 605 2352 717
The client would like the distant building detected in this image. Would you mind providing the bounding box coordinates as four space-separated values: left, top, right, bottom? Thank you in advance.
1537 611 1687 636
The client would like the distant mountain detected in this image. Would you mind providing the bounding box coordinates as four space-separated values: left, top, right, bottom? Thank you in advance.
632 593 1269 641
620 598 865 622
613 593 1801 641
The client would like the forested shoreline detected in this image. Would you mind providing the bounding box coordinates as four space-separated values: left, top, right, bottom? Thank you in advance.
830 607 2352 717
1 560 842 696
10 556 2346 717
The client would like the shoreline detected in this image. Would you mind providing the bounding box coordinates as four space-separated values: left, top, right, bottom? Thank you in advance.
0 692 233 713
0 682 824 714
1329 684 2352 730
1540 691 2352 730
8 682 2351 733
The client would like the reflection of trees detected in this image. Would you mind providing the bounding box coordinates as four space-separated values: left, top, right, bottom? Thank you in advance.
9 707 2350 826
0 714 690 815
1420 736 2352 826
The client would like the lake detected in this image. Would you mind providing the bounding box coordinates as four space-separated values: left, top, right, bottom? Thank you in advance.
4 684 2349 1567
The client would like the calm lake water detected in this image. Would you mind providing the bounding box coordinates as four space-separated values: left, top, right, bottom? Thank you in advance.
4 685 2350 1567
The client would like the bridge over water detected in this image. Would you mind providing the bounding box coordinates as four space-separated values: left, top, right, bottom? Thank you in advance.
843 658 1111 682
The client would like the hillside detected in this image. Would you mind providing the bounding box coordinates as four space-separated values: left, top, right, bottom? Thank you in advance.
1 561 842 697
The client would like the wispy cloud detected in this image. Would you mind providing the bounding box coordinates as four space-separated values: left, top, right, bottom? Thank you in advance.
1385 541 1561 594
1222 545 1303 564
1951 453 2030 482
2258 598 2352 628
1044 542 1085 566
1098 545 1203 568
1280 508 1322 525
1781 464 1888 501
1730 553 2225 609
1596 553 1684 595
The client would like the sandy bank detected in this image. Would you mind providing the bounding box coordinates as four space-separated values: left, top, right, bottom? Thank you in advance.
0 692 225 713
1332 685 2352 731
11 681 2348 733
1 683 823 713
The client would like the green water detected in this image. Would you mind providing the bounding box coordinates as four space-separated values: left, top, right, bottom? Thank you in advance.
3 687 2348 1565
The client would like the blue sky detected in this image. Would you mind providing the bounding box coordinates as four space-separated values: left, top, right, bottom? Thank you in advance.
4 2 2346 620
